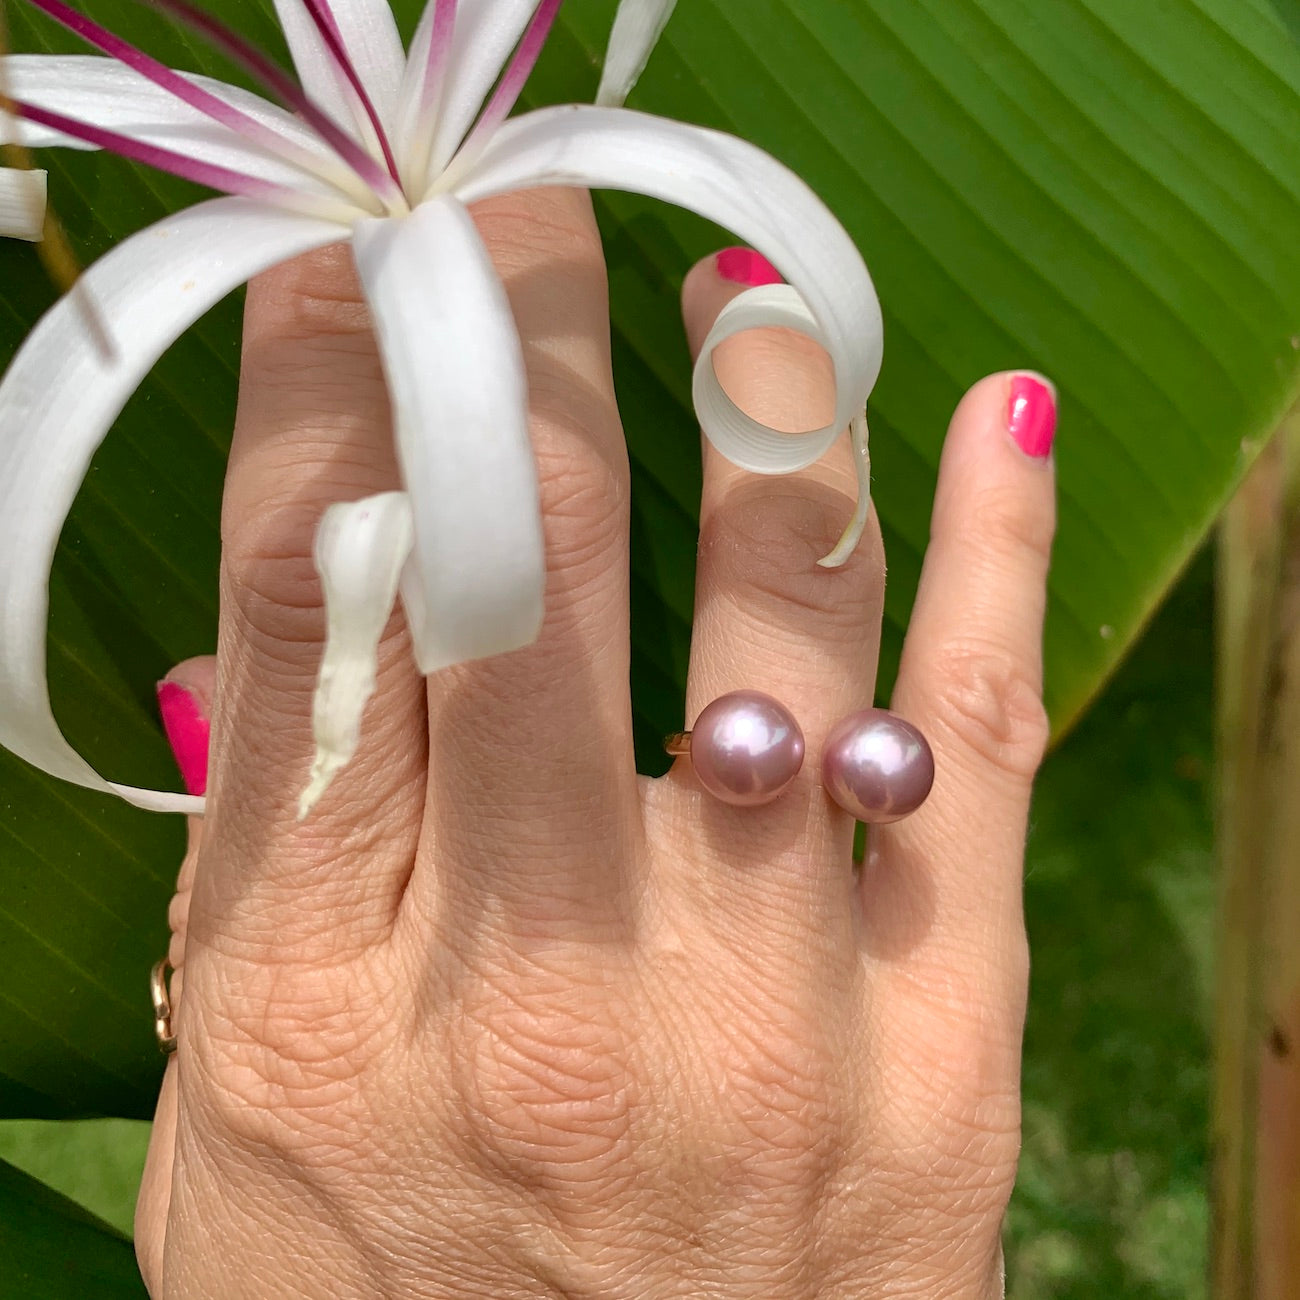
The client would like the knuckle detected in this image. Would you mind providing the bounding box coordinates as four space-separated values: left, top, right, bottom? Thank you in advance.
528 391 629 566
239 343 387 430
929 642 1049 781
219 512 325 650
449 980 635 1193
221 448 404 654
701 486 883 628
246 245 371 348
927 1109 1021 1217
185 958 385 1162
883 1000 1022 1208
716 1018 854 1195
238 255 386 425
219 497 399 653
472 191 604 282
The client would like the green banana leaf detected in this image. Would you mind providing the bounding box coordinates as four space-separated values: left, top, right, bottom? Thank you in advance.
0 0 1295 1133
0 1157 148 1297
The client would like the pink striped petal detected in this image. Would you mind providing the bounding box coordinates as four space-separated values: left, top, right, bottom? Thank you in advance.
13 99 341 214
1 56 355 198
393 0 457 189
414 0 458 114
293 0 401 184
23 0 340 192
451 0 561 170
270 0 404 141
414 0 540 179
144 0 403 204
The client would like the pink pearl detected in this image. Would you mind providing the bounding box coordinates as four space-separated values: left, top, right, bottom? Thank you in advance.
821 710 935 824
689 691 805 807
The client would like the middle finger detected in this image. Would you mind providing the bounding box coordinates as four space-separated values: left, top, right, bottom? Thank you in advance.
403 188 641 950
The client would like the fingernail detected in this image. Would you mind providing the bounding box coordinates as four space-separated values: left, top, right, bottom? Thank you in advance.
157 682 210 797
1007 373 1057 459
716 247 783 287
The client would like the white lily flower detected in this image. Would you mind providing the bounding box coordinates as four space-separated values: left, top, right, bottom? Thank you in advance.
0 0 884 818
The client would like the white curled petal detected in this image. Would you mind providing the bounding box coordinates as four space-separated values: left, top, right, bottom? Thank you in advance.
0 167 45 241
300 491 413 820
596 0 676 107
0 197 347 814
457 107 883 485
352 196 545 674
418 0 540 176
0 55 348 195
818 411 872 567
271 0 405 138
692 284 844 474
694 294 873 566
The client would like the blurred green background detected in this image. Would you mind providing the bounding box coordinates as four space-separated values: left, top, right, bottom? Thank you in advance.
6 0 1290 1291
0 544 1218 1297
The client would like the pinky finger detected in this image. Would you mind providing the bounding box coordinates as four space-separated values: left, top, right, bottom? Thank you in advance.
866 372 1056 988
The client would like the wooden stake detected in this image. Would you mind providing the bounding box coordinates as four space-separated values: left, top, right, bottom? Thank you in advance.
1214 402 1300 1297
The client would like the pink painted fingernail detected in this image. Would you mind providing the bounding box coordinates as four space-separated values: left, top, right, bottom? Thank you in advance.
1007 373 1057 459
716 247 783 287
157 681 210 797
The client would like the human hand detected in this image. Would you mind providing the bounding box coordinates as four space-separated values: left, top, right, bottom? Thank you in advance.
135 186 1055 1299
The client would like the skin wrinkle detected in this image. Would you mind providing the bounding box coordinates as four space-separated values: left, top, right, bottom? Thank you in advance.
169 1137 383 1299
923 646 1051 782
143 209 1048 1297
198 780 419 934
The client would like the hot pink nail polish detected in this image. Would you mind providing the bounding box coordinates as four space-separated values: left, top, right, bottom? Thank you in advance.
716 247 783 287
157 682 210 796
1007 373 1057 459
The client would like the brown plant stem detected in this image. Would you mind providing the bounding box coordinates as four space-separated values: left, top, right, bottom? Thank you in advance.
1214 401 1300 1297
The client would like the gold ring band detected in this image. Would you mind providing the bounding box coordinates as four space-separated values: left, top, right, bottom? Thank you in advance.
150 957 177 1055
663 731 692 757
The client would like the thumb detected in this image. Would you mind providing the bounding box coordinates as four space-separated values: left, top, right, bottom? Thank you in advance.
157 656 214 803
156 654 216 966
136 653 215 1291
